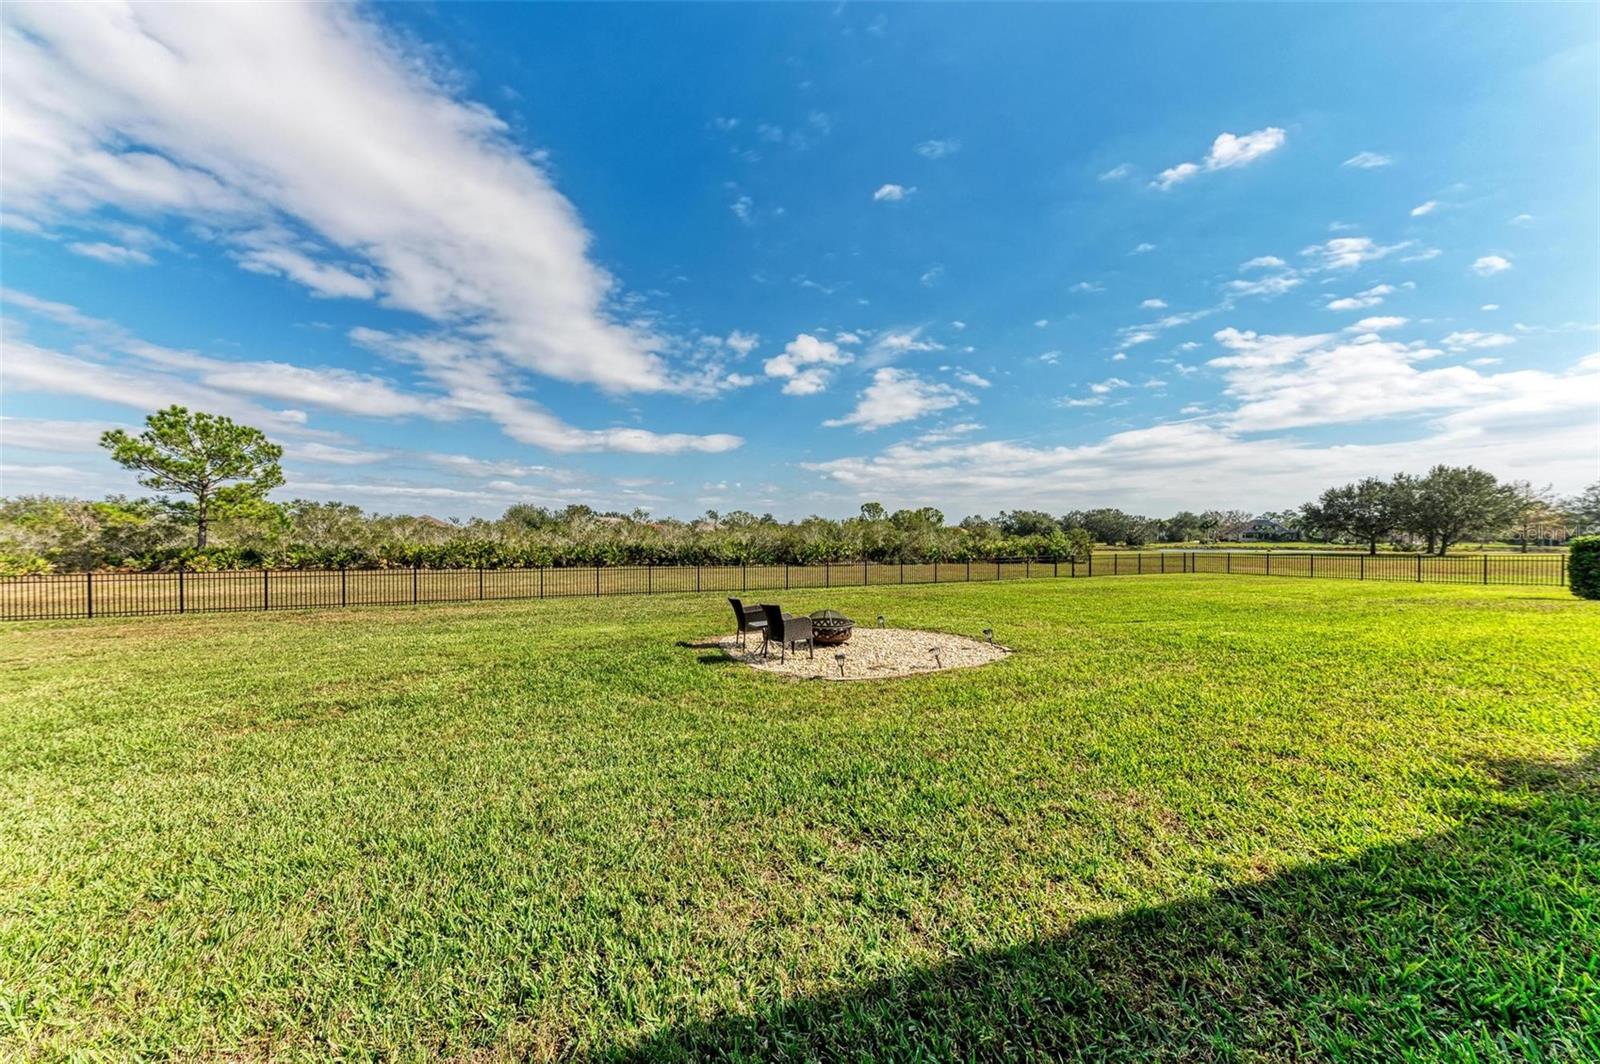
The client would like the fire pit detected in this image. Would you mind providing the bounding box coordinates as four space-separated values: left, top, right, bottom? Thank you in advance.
809 609 855 645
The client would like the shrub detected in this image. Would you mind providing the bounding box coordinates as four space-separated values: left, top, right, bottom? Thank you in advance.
1570 535 1600 600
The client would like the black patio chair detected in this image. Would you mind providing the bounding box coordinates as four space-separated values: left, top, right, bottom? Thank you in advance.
728 597 768 650
759 603 813 662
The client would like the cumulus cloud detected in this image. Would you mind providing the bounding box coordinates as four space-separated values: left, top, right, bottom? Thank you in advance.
1472 255 1512 276
873 183 914 202
1153 127 1286 190
824 368 973 430
1140 298 1167 309
1410 200 1438 217
763 333 852 395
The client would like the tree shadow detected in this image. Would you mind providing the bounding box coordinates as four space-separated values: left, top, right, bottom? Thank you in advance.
600 750 1598 1061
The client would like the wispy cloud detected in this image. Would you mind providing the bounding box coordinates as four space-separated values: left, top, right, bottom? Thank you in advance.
1342 151 1392 169
873 183 915 202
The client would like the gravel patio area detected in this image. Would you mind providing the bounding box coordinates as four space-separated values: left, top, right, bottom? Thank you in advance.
706 626 1009 681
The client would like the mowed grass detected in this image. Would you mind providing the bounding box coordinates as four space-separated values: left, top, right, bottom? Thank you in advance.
1 576 1596 1060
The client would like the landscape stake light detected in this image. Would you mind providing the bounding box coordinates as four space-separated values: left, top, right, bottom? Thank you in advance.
876 614 885 628
983 627 994 644
834 652 846 677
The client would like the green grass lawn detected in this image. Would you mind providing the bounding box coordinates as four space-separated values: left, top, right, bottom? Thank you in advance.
2 576 1596 1060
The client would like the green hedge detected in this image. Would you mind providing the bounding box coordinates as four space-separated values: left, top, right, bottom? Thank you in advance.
1570 536 1600 600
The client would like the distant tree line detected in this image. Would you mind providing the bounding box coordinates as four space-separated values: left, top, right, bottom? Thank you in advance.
0 406 1593 573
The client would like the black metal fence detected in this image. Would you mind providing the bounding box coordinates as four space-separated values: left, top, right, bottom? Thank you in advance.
0 550 1568 622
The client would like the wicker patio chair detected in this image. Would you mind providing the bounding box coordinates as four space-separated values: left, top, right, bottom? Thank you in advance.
728 597 768 650
759 603 813 662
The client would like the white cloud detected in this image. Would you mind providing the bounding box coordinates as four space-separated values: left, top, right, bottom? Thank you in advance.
1034 319 1050 328
1089 376 1130 394
1481 304 1500 312
1240 255 1288 270
725 330 759 356
823 368 973 430
0 3 695 395
762 333 851 395
1131 242 1156 254
729 194 753 223
1152 162 1200 191
1342 151 1392 169
914 138 960 159
1349 316 1408 332
1510 213 1534 225
805 351 1599 513
862 326 944 368
954 370 991 388
1301 237 1409 271
1441 330 1516 351
1153 127 1286 190
233 239 377 299
1098 163 1132 181
1410 200 1438 217
66 241 153 266
1325 283 1395 311
1472 255 1512 276
1111 352 1127 362
1140 298 1167 309
1071 281 1105 293
873 183 914 202
948 321 966 331
920 264 945 287
1225 274 1302 298
1400 247 1442 263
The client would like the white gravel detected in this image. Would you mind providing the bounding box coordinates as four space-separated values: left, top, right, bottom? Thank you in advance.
704 626 1009 681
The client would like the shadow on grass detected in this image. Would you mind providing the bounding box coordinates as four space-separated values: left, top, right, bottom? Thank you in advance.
602 751 1597 1062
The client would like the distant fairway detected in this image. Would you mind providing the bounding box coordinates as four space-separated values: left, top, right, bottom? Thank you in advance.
2 577 1596 1059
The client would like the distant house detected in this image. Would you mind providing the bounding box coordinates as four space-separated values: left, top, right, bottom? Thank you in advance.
1221 517 1298 542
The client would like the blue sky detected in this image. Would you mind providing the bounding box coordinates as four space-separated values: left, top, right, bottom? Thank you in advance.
2 2 1596 520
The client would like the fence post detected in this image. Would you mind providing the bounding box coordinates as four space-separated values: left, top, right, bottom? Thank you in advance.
595 565 601 597
412 566 418 604
1265 553 1271 577
539 566 545 599
1416 554 1422 582
1560 555 1566 586
825 561 830 588
900 561 905 584
1359 555 1365 581
341 565 348 605
1226 552 1232 575
1309 554 1315 579
934 560 939 583
86 571 94 619
863 559 869 586
785 563 790 590
1026 558 1031 579
966 560 971 582
1138 554 1144 576
1053 558 1059 578
1116 555 1121 576
1088 554 1093 577
265 568 271 610
996 560 1002 580
1483 555 1489 585
742 562 747 592
648 564 653 595
178 564 186 614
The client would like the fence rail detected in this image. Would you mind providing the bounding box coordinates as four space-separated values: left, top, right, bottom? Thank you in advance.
0 551 1568 622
